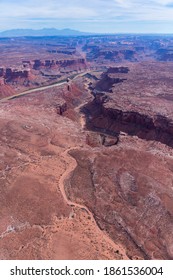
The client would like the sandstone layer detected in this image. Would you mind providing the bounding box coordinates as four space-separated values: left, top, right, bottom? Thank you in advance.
1 39 173 260
0 79 126 260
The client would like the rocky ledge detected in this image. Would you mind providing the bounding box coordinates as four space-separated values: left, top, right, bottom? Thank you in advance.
83 63 173 148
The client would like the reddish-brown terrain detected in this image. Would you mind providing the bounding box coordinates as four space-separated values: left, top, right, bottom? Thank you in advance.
0 77 127 260
0 37 87 96
1 35 173 260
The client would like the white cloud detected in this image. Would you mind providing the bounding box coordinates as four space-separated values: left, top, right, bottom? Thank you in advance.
0 0 173 32
152 0 173 5
0 2 97 18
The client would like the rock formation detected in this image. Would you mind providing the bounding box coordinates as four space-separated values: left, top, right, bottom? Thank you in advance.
95 74 125 92
66 142 173 259
33 58 86 70
1 35 173 261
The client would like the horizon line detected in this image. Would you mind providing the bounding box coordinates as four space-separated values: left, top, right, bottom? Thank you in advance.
0 28 173 36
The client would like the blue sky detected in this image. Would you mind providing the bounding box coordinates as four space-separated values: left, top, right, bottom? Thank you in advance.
0 0 173 33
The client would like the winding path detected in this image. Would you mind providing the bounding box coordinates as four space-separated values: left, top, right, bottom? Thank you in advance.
59 147 128 259
1 65 128 258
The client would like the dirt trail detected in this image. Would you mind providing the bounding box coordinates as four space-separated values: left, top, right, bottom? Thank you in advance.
59 147 128 259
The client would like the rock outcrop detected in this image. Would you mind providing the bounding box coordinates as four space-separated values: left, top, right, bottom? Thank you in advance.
82 92 173 147
55 101 67 115
67 144 173 260
107 67 129 74
95 74 125 92
33 58 86 70
5 68 29 80
0 67 30 81
100 134 119 146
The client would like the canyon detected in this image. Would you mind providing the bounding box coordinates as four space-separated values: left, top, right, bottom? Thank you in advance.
1 35 173 260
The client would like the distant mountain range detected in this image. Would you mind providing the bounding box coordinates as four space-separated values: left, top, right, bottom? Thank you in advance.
0 28 93 37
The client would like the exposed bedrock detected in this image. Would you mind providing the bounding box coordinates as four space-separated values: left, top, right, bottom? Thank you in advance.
95 73 126 92
66 147 173 260
56 101 67 115
107 67 129 74
33 58 86 70
82 93 173 147
0 68 30 81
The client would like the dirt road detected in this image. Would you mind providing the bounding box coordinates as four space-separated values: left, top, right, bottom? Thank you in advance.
59 147 128 259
